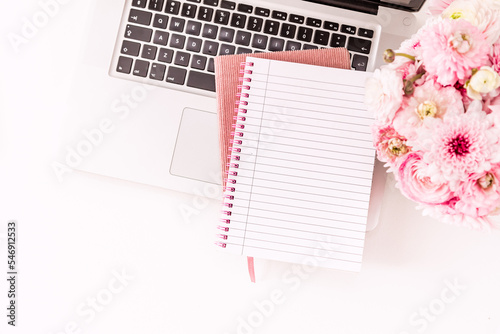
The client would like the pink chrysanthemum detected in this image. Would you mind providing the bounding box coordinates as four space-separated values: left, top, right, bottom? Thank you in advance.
419 102 500 189
419 18 490 86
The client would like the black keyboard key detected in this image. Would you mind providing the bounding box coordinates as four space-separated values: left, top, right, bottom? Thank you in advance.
263 20 279 35
306 17 321 28
235 30 251 46
181 3 197 18
297 26 313 42
324 21 339 31
198 7 214 21
230 13 247 28
153 30 169 45
165 0 180 14
186 37 203 52
280 23 296 39
133 59 149 77
153 13 169 29
187 70 216 91
219 27 235 42
116 56 133 73
237 4 253 13
208 58 215 72
121 40 141 56
247 17 263 32
125 24 153 42
221 0 236 10
341 25 356 35
186 20 202 35
191 55 207 70
187 0 201 2
303 44 318 50
150 63 167 80
202 24 218 38
285 40 301 51
132 0 147 8
169 34 186 48
149 0 165 11
215 10 230 25
203 0 219 6
255 7 270 17
268 37 284 51
289 14 304 24
313 30 329 46
236 47 252 54
129 9 152 25
358 28 374 39
158 48 174 62
352 54 368 71
347 37 371 54
203 40 219 55
252 34 268 49
141 44 158 59
219 44 235 55
330 33 346 47
169 17 185 32
272 11 287 20
166 66 187 85
174 51 191 66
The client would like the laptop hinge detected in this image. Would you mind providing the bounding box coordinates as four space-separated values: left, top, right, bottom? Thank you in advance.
303 0 379 15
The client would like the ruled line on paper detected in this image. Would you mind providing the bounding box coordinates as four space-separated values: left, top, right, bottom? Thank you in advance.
238 149 374 173
233 187 370 208
240 130 374 150
236 138 375 158
246 104 373 121
256 73 368 89
249 85 366 100
225 224 365 246
229 216 367 239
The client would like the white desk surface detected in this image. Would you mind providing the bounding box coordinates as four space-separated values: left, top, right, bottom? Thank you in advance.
2 1 500 334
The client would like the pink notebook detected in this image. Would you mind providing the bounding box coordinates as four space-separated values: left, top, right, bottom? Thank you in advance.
214 49 352 281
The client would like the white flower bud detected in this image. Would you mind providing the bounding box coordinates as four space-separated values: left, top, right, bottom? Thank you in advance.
467 66 500 100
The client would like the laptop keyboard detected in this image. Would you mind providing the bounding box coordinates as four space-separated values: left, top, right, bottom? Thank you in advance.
114 0 375 93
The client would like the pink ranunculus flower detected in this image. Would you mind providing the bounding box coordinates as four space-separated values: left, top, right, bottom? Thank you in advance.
419 200 495 230
393 80 464 141
418 101 500 189
365 67 404 123
455 165 500 218
396 151 454 205
373 123 410 166
419 18 490 86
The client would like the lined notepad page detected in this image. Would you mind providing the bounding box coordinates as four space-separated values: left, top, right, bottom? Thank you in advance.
220 57 375 272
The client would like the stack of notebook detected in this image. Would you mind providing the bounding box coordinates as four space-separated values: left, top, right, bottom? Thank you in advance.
214 49 376 276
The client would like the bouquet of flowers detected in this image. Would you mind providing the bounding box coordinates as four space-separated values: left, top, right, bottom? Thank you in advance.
365 0 500 229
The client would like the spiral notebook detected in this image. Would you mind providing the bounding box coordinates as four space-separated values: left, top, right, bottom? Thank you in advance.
216 57 376 272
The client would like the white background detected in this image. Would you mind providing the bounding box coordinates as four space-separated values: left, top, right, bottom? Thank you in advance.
2 1 500 334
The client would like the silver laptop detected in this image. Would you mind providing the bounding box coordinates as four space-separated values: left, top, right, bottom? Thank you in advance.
64 0 425 228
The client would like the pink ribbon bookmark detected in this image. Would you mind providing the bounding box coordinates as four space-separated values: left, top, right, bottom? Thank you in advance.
247 256 255 283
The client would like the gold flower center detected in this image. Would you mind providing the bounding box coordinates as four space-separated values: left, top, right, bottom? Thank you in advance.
417 101 438 119
388 138 408 156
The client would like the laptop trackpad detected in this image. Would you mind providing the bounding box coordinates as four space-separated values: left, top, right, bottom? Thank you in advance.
170 108 221 185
